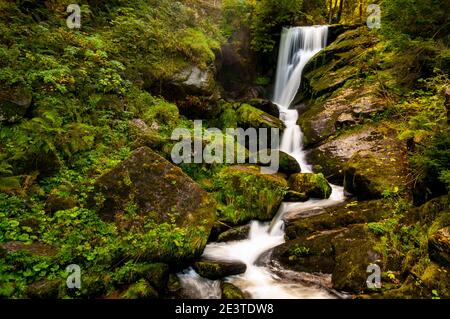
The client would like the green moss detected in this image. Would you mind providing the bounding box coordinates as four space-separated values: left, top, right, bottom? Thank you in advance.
214 165 288 225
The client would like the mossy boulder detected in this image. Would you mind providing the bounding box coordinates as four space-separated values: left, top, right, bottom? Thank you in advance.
283 190 309 202
428 227 450 267
256 150 301 176
26 279 64 299
307 125 409 184
218 225 250 242
120 279 159 299
92 147 216 263
285 200 392 239
113 262 169 292
288 173 332 199
128 118 166 150
0 86 32 124
244 99 280 118
193 260 247 280
221 282 246 299
236 104 284 130
214 165 288 225
273 224 383 294
343 151 408 200
271 230 338 274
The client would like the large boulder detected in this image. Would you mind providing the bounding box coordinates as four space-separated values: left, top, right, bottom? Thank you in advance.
343 150 409 200
92 147 216 263
214 165 288 225
307 125 409 184
193 260 247 280
272 224 383 294
244 99 280 118
288 173 332 199
218 225 251 242
0 86 32 124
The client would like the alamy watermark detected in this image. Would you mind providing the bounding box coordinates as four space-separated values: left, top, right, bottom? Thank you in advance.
66 264 81 289
66 4 81 29
171 120 280 174
367 4 381 29
366 264 382 289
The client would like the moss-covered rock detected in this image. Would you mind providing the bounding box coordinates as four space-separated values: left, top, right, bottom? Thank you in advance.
217 225 250 242
236 104 284 130
92 147 216 263
428 227 450 267
128 118 166 150
285 200 392 239
0 86 32 124
244 99 280 118
193 260 247 280
283 190 309 202
307 125 409 184
256 150 300 176
113 262 169 292
288 173 332 199
26 279 64 299
221 282 246 299
214 165 288 225
344 151 408 200
120 279 159 299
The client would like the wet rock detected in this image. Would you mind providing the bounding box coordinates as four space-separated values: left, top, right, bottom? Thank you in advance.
193 260 247 280
271 230 340 274
428 227 450 267
283 190 309 202
0 86 32 124
92 147 216 263
215 165 288 225
221 282 246 299
256 150 301 176
236 104 284 130
288 173 332 199
218 225 250 242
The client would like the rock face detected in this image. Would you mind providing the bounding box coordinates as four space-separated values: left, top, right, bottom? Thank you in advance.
0 86 32 124
288 173 332 199
307 125 410 185
214 165 288 225
193 260 247 280
92 147 216 262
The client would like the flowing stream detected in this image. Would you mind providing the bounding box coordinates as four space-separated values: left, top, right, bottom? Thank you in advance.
179 26 346 299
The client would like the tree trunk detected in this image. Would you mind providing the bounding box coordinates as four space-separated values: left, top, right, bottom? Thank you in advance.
328 0 334 23
337 0 344 23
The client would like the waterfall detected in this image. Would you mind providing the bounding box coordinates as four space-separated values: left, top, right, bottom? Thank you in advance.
273 26 328 108
274 26 328 173
179 25 346 300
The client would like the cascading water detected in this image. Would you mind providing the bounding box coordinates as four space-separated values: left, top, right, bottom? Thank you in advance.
179 26 346 299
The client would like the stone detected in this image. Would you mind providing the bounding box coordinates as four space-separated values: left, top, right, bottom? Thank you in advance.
92 147 216 263
217 225 250 242
0 86 32 124
288 173 332 199
193 260 247 280
428 227 450 267
236 104 284 130
221 282 246 299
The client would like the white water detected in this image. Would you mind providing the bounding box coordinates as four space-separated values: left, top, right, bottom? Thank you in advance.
179 26 346 299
